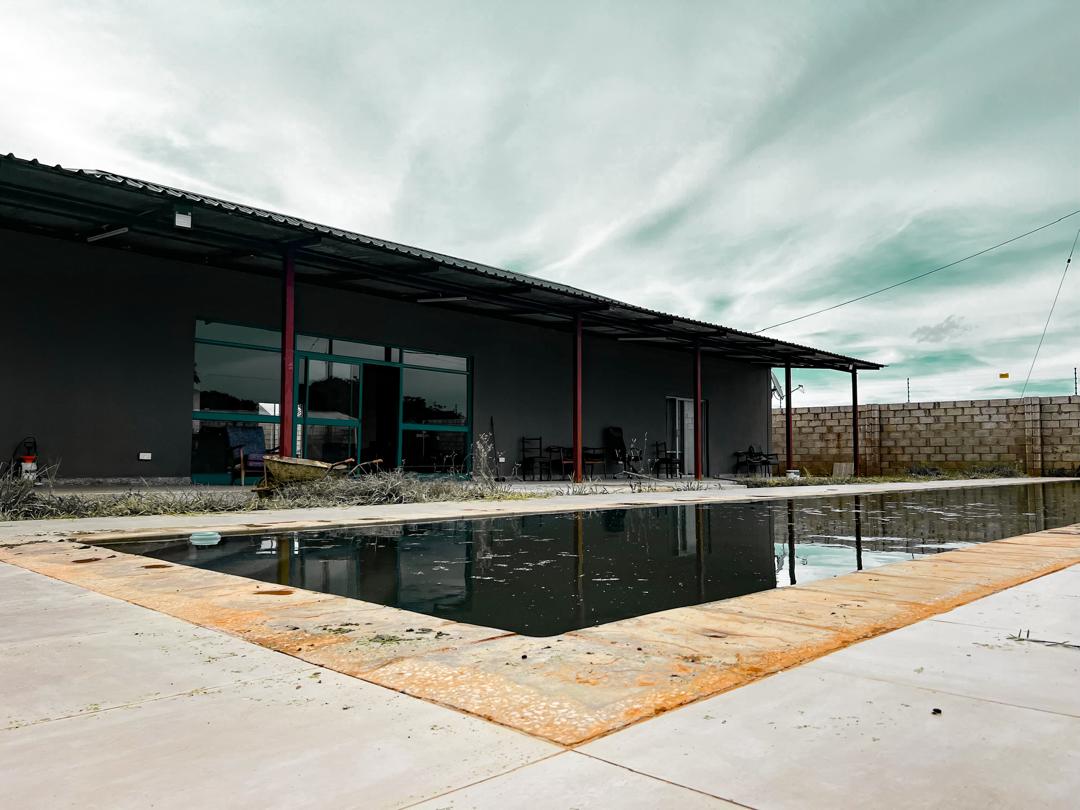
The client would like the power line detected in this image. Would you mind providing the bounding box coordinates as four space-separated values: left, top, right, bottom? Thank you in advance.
1019 226 1080 398
756 208 1080 333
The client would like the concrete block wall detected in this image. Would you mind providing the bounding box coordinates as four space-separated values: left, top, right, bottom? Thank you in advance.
771 395 1080 476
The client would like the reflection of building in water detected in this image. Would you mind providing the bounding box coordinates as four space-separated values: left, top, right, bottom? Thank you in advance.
272 506 778 637
129 483 1080 635
770 483 1080 587
770 484 1080 553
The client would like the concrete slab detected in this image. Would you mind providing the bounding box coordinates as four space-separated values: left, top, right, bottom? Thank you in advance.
581 667 1080 809
0 563 313 729
0 561 101 609
0 543 507 672
6 531 1078 745
931 570 1080 636
3 667 558 810
364 632 740 746
813 614 1080 717
409 751 736 808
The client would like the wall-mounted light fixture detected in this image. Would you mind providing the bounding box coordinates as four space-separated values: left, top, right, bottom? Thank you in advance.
416 295 467 303
86 226 129 243
174 203 192 229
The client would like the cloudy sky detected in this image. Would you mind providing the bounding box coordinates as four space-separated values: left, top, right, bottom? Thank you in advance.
3 1 1077 405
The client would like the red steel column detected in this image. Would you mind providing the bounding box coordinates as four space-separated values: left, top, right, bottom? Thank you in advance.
280 249 296 457
784 363 794 472
693 346 703 480
572 315 583 482
851 367 860 477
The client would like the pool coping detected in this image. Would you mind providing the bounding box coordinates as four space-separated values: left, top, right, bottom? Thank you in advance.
4 519 1080 746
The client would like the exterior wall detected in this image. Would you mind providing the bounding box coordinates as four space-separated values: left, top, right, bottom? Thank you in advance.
770 397 1080 476
1 228 772 479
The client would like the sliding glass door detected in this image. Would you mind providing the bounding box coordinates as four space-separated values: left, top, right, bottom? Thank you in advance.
666 397 709 476
298 358 361 463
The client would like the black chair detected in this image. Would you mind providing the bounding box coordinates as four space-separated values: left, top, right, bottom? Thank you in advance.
520 436 549 480
603 426 642 476
583 446 606 478
754 445 780 475
734 444 778 476
652 441 682 478
548 445 576 479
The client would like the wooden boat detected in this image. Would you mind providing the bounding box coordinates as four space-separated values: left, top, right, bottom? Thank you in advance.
263 455 354 486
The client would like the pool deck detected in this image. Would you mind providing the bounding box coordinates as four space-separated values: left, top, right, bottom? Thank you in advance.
4 542 1078 808
3 479 1079 807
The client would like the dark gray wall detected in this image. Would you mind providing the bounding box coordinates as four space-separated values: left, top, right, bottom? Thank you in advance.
1 228 771 478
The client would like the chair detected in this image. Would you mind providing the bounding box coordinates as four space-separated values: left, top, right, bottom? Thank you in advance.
754 445 780 475
603 426 641 476
734 444 778 476
583 446 606 478
547 445 576 479
226 425 278 485
652 441 682 478
520 436 549 480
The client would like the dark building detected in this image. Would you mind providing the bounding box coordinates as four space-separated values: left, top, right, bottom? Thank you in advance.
0 155 880 482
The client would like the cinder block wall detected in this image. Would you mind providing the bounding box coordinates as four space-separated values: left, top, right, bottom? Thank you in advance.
770 396 1080 476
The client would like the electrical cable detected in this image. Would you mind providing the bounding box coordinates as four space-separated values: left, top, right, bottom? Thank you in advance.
756 208 1080 333
1019 226 1080 398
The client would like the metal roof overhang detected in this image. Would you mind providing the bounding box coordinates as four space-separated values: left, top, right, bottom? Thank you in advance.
0 154 882 371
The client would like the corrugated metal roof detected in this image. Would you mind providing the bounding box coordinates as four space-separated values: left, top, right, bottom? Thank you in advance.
0 153 883 370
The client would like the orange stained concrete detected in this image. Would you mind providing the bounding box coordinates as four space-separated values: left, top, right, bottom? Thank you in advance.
2 527 1080 746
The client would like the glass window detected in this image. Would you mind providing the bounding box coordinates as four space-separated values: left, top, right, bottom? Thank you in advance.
194 343 280 415
402 351 467 371
299 359 359 421
302 424 357 463
297 335 395 361
401 429 467 473
402 368 467 426
196 320 280 348
191 420 281 484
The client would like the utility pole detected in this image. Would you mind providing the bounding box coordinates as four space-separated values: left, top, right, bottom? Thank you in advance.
906 377 910 404
1074 367 1077 396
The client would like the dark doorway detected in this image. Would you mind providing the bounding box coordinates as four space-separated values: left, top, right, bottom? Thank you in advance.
361 364 400 466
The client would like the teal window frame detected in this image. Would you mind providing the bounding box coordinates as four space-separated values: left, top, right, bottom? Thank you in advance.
193 319 472 471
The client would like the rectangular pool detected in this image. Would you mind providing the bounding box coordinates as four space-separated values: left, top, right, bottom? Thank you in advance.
116 481 1080 636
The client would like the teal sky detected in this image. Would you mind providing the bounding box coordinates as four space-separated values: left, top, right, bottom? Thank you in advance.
3 1 1078 405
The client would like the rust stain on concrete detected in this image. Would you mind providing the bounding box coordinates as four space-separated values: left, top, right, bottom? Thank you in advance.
1 526 1079 746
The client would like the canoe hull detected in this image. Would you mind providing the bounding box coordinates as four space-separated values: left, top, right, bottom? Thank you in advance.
263 455 334 485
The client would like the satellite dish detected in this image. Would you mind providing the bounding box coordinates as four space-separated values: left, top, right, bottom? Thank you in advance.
771 372 784 401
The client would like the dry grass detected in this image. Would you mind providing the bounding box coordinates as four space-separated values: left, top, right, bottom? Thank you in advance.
744 464 1026 488
0 469 535 522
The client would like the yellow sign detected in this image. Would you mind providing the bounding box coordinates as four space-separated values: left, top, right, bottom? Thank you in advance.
999 372 1010 379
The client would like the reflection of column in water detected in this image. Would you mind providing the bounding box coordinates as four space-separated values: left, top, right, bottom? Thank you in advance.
786 499 796 585
276 534 293 586
696 505 706 602
574 512 586 627
1024 484 1048 533
854 494 864 571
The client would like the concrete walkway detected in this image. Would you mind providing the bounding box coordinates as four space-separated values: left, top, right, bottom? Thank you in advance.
4 557 1078 807
2 476 1069 545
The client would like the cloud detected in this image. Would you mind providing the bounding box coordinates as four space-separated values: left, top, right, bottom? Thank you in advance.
0 1 1076 406
912 315 972 343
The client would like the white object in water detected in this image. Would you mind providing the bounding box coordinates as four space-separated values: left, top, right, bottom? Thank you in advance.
786 470 801 479
189 531 222 546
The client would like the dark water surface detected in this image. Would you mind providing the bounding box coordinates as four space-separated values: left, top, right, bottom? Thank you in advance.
118 481 1080 636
